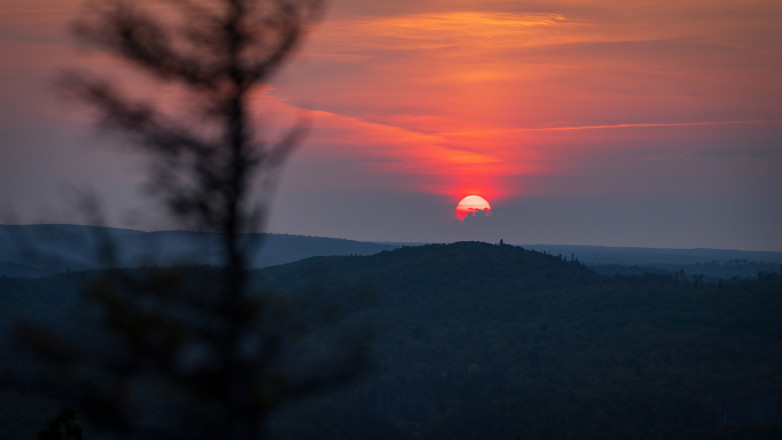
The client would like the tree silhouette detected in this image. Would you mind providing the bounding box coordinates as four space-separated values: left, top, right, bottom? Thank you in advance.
37 408 83 440
8 1 368 439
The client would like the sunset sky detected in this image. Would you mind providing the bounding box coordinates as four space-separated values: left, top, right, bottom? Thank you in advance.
1 0 781 250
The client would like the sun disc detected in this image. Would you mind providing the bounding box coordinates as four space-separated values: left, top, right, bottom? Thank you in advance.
456 195 491 221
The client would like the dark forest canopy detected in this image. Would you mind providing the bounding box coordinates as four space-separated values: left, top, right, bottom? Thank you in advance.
2 241 781 439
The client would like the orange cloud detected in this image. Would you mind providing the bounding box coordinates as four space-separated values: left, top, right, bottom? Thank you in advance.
3 0 781 206
270 1 782 201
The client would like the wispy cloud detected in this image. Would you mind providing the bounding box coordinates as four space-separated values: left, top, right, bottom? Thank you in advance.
436 120 782 136
2 0 781 206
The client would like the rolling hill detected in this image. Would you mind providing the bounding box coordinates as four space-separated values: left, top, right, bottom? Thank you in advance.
3 224 780 280
257 243 782 439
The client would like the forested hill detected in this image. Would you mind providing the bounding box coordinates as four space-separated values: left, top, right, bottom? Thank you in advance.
2 241 782 438
259 241 598 294
256 242 782 440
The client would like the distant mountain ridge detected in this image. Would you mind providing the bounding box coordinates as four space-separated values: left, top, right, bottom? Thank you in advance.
523 244 782 280
2 224 781 279
0 224 399 277
522 243 782 265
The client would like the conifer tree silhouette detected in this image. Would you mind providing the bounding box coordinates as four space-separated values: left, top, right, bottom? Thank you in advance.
9 1 368 439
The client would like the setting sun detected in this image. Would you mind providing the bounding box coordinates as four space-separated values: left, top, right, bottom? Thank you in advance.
456 195 491 221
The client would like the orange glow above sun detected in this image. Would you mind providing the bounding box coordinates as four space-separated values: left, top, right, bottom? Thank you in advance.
2 0 781 220
273 2 782 203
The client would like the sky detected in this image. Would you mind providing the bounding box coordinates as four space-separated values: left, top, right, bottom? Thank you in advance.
1 0 781 250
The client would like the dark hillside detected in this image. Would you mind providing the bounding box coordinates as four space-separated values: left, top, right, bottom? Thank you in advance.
1 242 781 439
259 244 782 439
260 241 598 295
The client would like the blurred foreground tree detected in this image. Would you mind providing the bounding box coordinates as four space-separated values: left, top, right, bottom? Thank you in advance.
8 0 368 439
37 408 83 440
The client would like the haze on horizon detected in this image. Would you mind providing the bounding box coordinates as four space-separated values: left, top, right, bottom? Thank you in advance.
1 0 781 250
